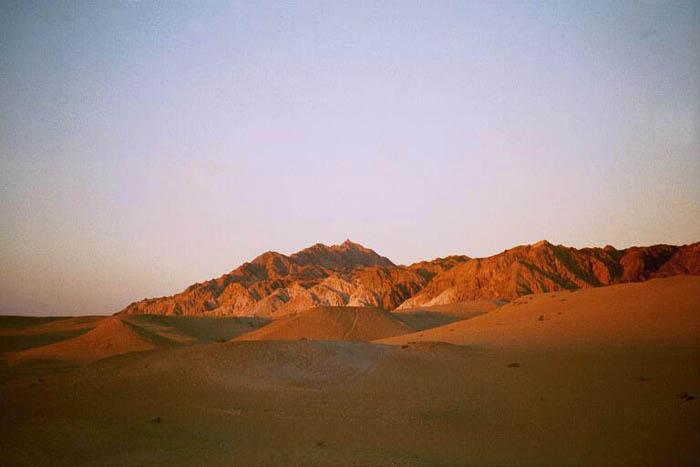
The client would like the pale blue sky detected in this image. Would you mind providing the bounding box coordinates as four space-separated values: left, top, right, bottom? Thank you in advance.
1 1 698 315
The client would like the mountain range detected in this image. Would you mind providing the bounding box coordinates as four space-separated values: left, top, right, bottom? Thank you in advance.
120 239 699 317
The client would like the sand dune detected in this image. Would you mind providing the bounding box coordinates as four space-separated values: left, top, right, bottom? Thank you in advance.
2 276 699 465
235 306 413 341
0 316 103 353
2 335 698 465
393 299 507 315
0 316 103 334
2 314 270 363
120 314 269 344
389 300 506 331
379 275 700 347
5 316 168 362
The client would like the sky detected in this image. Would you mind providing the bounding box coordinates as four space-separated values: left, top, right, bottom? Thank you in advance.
1 1 699 316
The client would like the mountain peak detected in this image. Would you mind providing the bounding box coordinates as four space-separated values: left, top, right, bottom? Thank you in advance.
120 240 699 317
251 250 285 263
337 239 368 251
291 241 394 269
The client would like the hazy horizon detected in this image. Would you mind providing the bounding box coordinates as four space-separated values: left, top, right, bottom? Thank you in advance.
2 1 699 316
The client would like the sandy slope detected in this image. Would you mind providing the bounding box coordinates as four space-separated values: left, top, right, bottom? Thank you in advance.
120 314 269 344
379 276 700 348
1 276 699 466
4 316 166 363
2 338 698 466
0 316 103 353
392 299 507 316
234 306 413 341
388 300 506 332
2 315 269 363
0 316 103 334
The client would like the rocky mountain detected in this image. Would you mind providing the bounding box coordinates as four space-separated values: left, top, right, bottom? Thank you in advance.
120 240 699 317
397 241 700 308
120 240 467 317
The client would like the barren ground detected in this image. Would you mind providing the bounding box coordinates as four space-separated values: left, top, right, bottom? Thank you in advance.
1 276 698 466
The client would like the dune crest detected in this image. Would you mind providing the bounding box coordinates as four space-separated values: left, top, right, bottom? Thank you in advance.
6 316 167 363
379 275 700 347
234 306 413 341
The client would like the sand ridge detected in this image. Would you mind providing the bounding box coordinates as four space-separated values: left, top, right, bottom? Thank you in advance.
234 306 414 341
379 275 700 348
4 316 167 363
2 331 698 465
3 314 270 364
1 275 699 465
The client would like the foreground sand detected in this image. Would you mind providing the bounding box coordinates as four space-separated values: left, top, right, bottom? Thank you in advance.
1 277 699 466
378 275 700 348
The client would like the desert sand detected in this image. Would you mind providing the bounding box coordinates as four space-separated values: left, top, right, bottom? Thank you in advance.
233 306 413 341
379 275 700 348
1 276 699 466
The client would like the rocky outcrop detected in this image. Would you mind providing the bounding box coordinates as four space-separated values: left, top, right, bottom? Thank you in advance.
120 240 466 317
120 239 699 316
397 241 700 308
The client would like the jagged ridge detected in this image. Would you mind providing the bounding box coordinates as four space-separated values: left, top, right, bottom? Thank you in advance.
398 241 700 308
121 240 467 317
120 239 699 317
